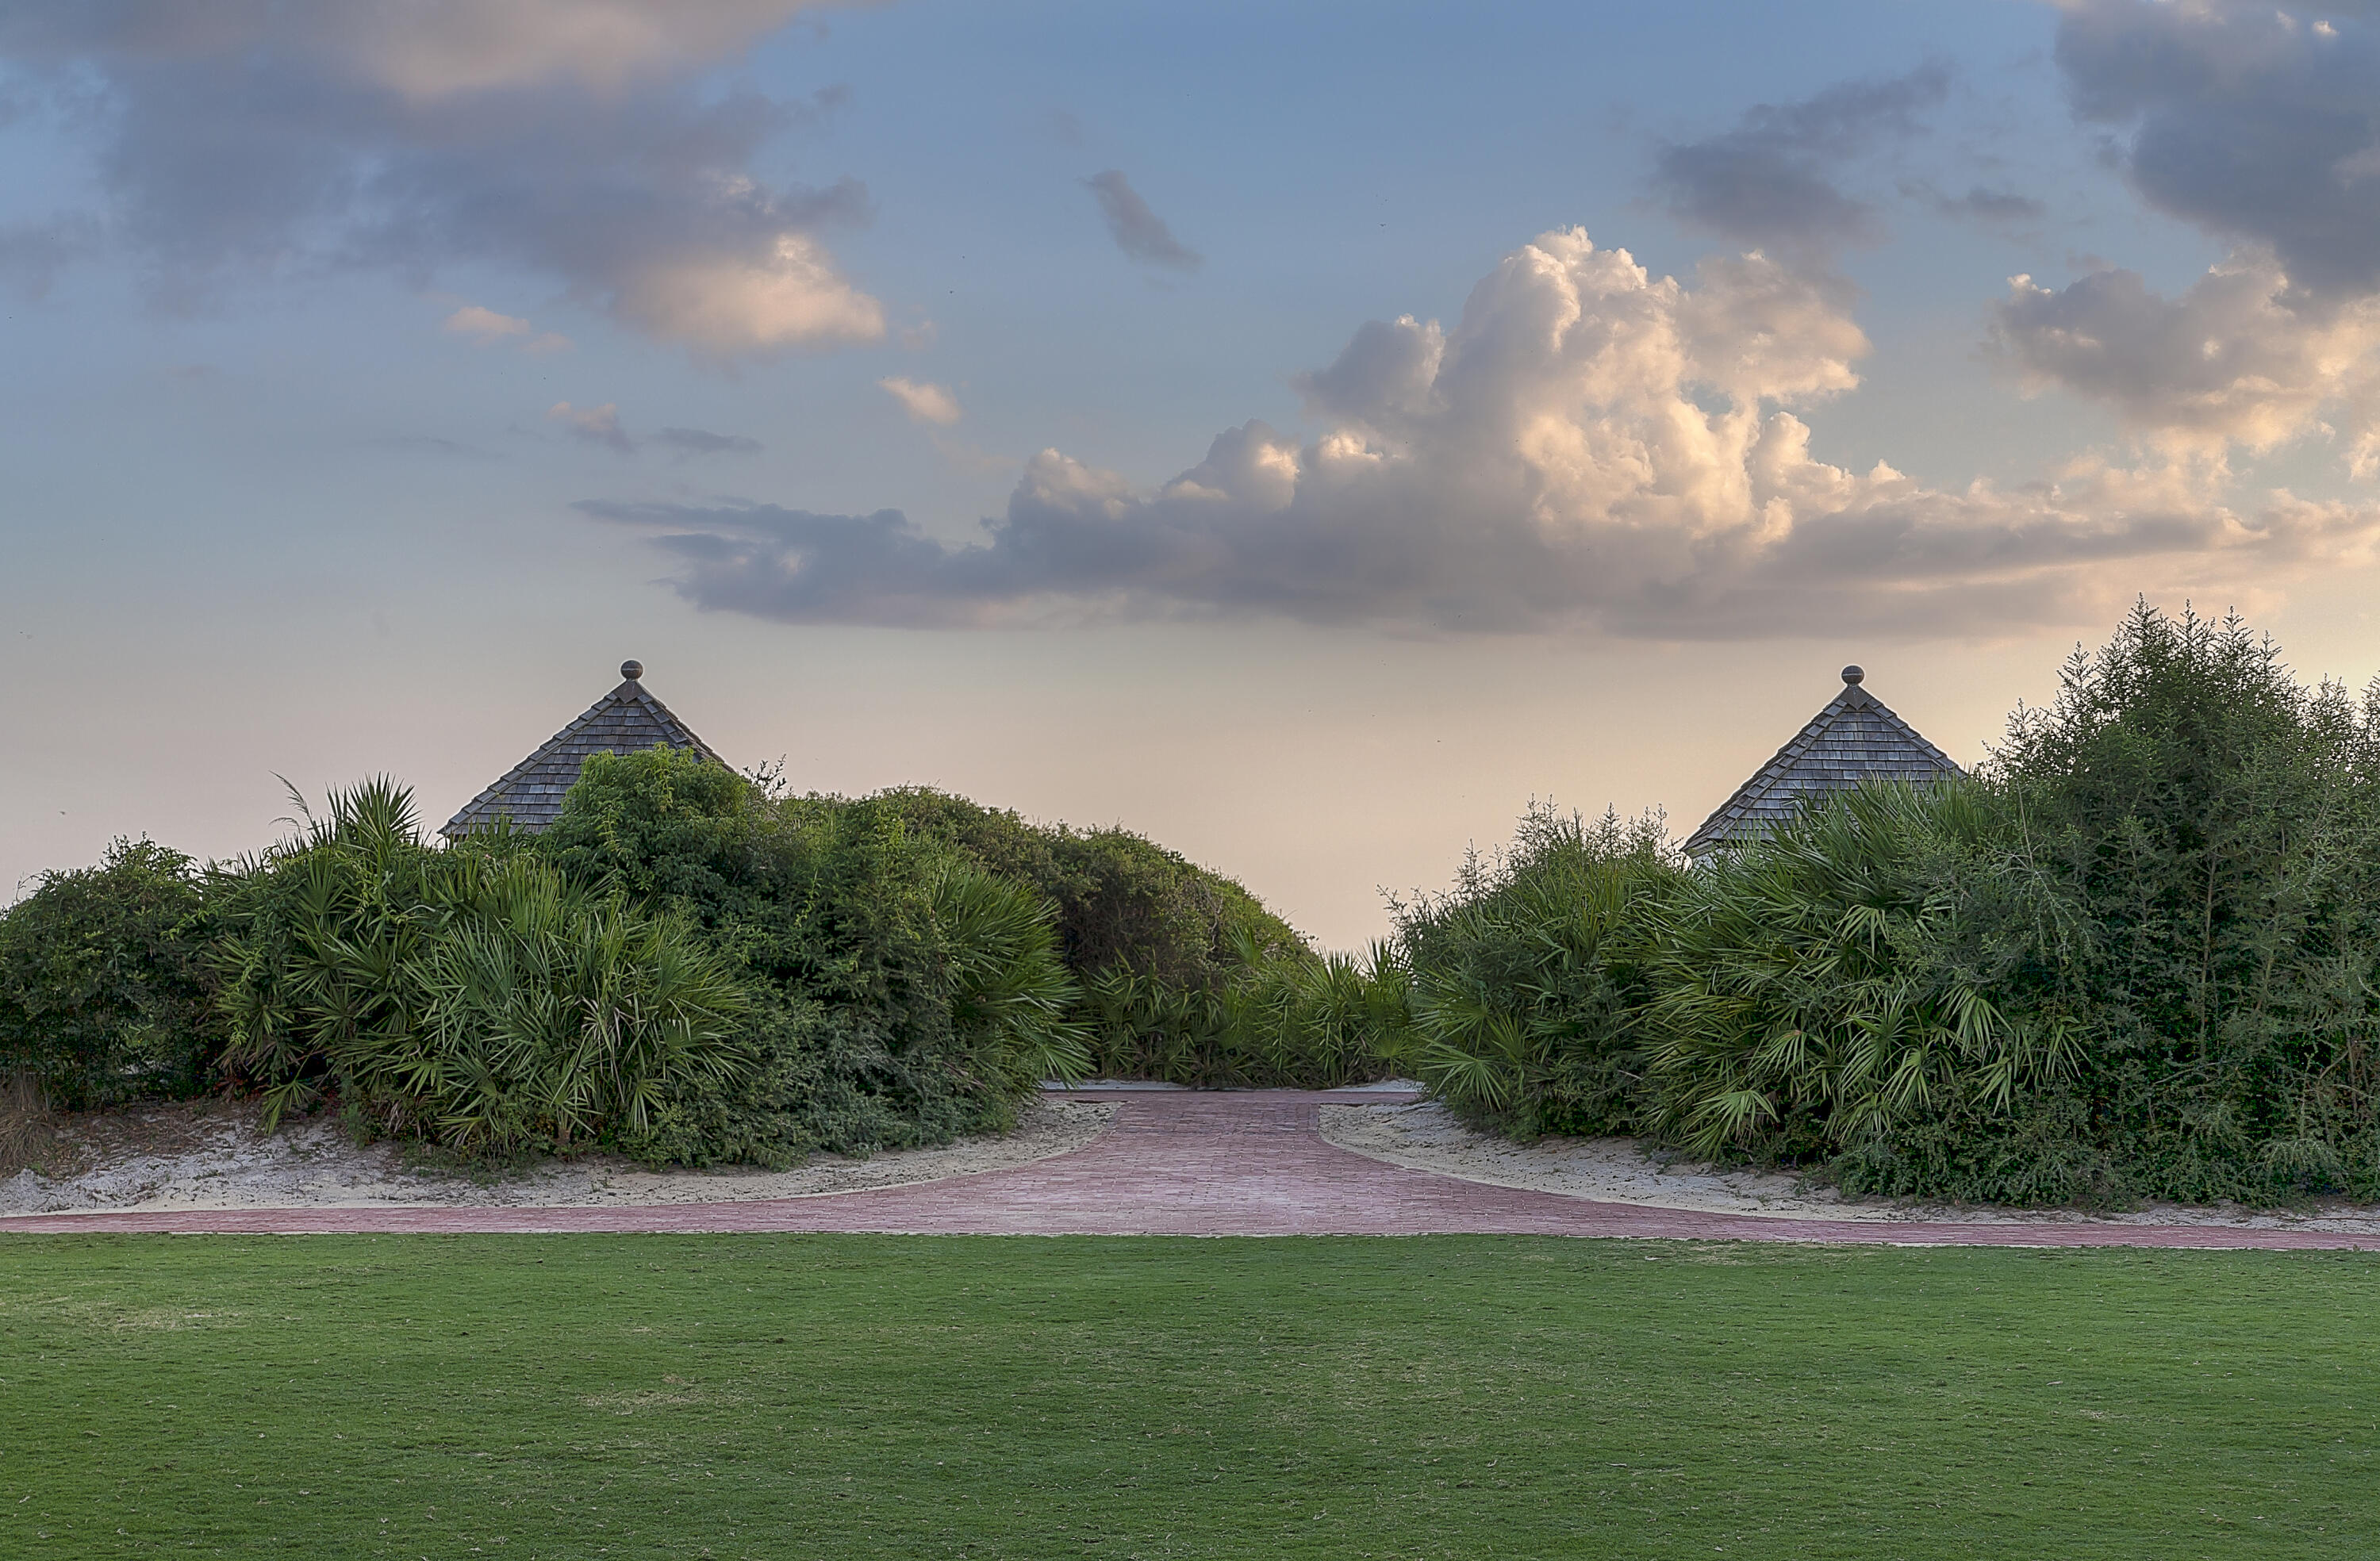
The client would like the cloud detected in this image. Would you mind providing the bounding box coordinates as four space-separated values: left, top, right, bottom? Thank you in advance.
878 377 962 425
1651 65 1950 259
0 2 860 101
1084 170 1202 271
542 408 761 458
1917 183 2047 229
375 434 502 460
443 304 532 342
549 401 632 453
654 426 762 456
579 228 2380 638
0 214 99 299
2054 0 2380 297
1990 254 2380 468
0 3 885 358
441 302 567 351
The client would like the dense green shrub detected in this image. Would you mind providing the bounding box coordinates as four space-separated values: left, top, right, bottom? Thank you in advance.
211 778 750 1156
0 838 219 1108
870 788 1304 991
1390 807 1675 1135
829 784 1388 1088
1841 605 2380 1203
1403 603 2380 1208
1077 938 1405 1088
536 750 1088 1165
1639 783 2079 1165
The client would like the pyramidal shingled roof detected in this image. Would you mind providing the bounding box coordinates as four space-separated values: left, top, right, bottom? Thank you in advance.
442 660 725 839
1682 665 1963 858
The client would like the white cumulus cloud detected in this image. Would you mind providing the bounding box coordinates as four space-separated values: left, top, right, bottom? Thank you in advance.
582 228 2380 638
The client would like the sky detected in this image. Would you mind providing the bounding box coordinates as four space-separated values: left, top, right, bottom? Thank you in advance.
9 0 2380 949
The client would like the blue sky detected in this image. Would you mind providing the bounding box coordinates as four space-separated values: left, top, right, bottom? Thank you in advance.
7 0 2380 946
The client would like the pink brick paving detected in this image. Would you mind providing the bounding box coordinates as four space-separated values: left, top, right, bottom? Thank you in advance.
6 1088 2378 1249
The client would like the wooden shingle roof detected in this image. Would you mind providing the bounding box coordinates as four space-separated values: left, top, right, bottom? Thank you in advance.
1681 665 1962 859
441 660 724 839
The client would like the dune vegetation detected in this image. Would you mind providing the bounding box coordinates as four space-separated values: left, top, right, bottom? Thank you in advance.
1396 604 2380 1205
10 603 2380 1206
0 746 1384 1172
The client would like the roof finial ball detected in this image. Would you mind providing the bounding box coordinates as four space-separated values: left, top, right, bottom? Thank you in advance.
620 659 644 682
1841 664 1865 686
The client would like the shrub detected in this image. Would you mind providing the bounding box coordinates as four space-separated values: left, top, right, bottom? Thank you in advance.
1639 783 2078 1165
1078 938 1406 1088
0 838 218 1109
1400 603 2380 1209
537 750 1088 1166
1878 604 2380 1203
211 778 750 1156
1390 807 1678 1136
871 788 1304 991
877 788 1407 1085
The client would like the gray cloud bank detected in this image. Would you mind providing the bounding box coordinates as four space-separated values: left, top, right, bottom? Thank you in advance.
1652 65 1949 258
2058 0 2380 297
1084 170 1202 271
1987 2 2380 467
545 402 759 457
585 229 2379 639
0 2 885 356
657 427 764 457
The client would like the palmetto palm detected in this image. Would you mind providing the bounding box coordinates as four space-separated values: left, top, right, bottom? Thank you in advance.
1643 783 2077 1160
213 778 750 1154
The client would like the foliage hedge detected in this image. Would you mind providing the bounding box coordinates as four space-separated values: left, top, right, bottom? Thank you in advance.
21 598 2380 1206
542 753 1395 1113
0 742 1371 1164
0 838 218 1109
532 750 1092 1165
209 777 750 1157
1399 603 2380 1206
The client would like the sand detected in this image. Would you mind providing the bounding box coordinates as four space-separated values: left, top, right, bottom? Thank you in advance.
0 1096 1115 1218
1321 1098 2380 1235
19 1089 2380 1237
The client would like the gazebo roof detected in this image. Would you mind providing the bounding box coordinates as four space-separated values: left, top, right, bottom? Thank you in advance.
441 660 724 839
1681 665 1962 858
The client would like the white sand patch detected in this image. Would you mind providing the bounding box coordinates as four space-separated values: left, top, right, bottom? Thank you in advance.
0 1097 1113 1217
1322 1099 2380 1233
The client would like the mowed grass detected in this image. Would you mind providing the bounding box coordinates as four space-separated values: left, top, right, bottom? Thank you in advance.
2 1237 2377 1558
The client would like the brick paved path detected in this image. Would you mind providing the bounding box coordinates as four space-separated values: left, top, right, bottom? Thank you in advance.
8 1089 2378 1248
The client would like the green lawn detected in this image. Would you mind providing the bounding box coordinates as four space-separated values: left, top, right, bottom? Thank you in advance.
2 1236 2375 1558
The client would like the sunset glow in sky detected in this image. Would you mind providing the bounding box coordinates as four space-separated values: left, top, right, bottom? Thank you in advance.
10 1 2380 947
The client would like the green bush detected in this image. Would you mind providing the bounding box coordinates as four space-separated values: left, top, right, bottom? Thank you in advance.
536 750 1088 1166
1842 604 2380 1203
210 778 750 1156
878 788 1407 1086
1639 782 2078 1165
1390 807 1676 1135
871 788 1305 991
1402 603 2380 1208
0 838 219 1108
1077 938 1405 1088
